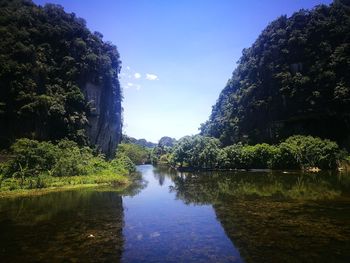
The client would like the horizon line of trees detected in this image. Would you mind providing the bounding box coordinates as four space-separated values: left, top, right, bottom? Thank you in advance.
116 133 348 170
166 135 347 170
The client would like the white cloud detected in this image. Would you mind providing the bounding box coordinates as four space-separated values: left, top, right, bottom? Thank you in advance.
125 82 134 89
146 73 159 81
134 73 141 79
125 82 141 90
126 66 130 70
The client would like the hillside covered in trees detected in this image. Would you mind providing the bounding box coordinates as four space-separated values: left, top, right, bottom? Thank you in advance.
121 135 157 148
0 0 122 157
200 0 350 149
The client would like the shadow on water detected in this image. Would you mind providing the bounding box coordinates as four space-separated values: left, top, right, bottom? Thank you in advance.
164 167 350 263
0 167 349 262
0 172 145 262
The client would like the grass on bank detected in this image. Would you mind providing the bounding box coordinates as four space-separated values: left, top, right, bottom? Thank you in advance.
0 138 136 196
0 182 129 199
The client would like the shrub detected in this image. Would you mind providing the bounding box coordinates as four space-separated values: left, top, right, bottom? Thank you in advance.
158 153 172 165
171 135 344 170
172 135 221 168
247 143 278 169
219 143 276 169
117 143 151 164
219 143 244 168
112 153 136 173
269 143 299 169
2 138 135 179
279 135 341 169
2 138 58 178
52 140 90 177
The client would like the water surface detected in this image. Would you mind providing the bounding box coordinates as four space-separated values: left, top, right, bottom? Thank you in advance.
122 165 241 262
0 165 350 262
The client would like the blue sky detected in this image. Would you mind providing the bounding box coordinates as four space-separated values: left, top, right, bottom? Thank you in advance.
34 0 332 143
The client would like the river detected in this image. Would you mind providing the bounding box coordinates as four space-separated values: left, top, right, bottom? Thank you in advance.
0 165 349 262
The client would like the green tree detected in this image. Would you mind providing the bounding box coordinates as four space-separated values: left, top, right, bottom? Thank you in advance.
117 143 151 165
172 135 221 168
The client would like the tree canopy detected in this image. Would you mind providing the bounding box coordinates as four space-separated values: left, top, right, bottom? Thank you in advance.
170 135 342 170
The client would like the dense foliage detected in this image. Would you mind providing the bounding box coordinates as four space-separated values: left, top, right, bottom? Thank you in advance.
172 135 221 168
120 136 177 165
151 136 177 165
117 143 152 165
0 0 122 149
201 1 350 149
0 138 134 178
170 135 343 170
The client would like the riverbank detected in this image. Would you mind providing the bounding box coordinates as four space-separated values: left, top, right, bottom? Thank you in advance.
167 135 346 171
0 173 131 199
175 166 348 173
0 138 139 198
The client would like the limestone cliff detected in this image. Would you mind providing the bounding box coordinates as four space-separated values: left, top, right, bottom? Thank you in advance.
0 0 123 157
200 2 350 148
85 83 122 158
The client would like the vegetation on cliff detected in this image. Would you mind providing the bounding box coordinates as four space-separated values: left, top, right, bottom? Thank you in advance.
0 0 122 156
121 135 157 148
200 1 350 148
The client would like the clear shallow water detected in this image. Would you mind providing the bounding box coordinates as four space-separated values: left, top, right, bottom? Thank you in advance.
0 165 350 262
122 165 241 263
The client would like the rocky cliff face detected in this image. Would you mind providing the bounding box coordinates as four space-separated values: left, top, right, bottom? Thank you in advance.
85 82 122 158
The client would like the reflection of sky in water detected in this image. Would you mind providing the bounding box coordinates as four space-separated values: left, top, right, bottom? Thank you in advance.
0 165 349 262
122 165 242 262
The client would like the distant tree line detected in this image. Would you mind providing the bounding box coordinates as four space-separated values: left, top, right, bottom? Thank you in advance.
118 136 177 165
121 135 157 148
119 134 346 170
169 135 344 170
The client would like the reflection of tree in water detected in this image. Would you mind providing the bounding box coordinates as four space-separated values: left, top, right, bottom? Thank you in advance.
0 178 146 262
170 170 350 203
123 170 148 196
214 197 350 263
152 166 178 186
169 170 350 262
152 169 166 186
170 172 223 205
